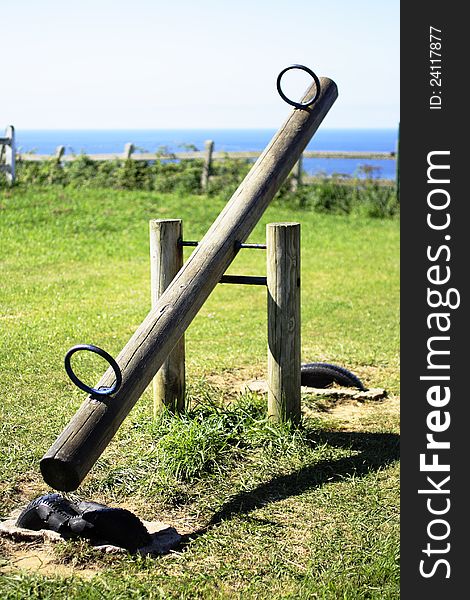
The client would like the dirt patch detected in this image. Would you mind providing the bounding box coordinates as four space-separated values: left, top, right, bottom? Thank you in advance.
0 538 99 580
14 480 47 501
314 395 400 431
205 366 264 396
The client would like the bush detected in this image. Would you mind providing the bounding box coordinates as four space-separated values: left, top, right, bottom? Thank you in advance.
153 160 204 194
276 167 399 218
9 156 399 218
207 156 251 196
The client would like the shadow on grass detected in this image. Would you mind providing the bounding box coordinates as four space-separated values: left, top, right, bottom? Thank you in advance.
182 431 399 544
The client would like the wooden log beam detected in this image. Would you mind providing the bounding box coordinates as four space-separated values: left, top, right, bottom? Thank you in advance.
40 76 338 491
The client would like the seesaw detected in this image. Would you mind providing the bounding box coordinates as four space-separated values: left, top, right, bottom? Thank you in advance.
40 66 338 491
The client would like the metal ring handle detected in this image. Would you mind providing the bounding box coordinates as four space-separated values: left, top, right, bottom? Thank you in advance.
276 64 321 109
64 344 122 398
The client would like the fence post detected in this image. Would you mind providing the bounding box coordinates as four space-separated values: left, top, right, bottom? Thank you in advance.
4 126 15 185
290 154 303 192
124 143 135 160
267 222 301 422
200 139 214 191
149 219 185 416
55 145 65 163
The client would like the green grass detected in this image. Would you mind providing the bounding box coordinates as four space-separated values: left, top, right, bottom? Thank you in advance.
0 186 399 598
9 155 399 220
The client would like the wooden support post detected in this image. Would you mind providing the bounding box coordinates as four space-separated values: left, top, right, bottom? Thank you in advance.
55 145 65 163
200 140 214 191
40 76 338 491
267 223 301 422
290 154 303 192
124 143 135 160
4 126 15 185
149 219 185 416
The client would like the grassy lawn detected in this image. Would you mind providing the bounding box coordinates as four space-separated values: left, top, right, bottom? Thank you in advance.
0 186 399 598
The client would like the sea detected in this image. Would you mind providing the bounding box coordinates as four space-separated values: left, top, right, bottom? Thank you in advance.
15 128 398 180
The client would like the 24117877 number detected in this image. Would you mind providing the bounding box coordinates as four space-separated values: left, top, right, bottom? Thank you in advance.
429 26 442 110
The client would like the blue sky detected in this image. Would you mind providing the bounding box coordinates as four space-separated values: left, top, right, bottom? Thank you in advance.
2 0 399 129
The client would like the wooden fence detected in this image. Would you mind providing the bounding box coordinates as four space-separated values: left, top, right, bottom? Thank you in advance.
2 128 398 189
0 126 15 184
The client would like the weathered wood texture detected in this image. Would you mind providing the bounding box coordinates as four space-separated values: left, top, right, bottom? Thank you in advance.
200 140 214 190
40 77 338 491
267 223 301 422
124 143 135 160
55 146 65 163
149 219 185 415
1 126 15 184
